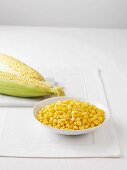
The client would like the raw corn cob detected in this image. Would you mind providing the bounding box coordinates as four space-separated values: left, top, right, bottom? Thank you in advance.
0 72 64 97
0 54 44 81
0 54 65 97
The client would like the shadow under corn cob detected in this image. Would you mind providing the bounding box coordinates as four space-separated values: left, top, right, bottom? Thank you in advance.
0 54 65 97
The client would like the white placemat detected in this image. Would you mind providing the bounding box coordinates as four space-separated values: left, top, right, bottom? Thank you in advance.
0 68 120 157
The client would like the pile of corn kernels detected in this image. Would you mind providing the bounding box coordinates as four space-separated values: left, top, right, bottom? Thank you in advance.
36 99 105 130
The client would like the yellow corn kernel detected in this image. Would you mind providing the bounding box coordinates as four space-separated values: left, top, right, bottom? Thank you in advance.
55 124 61 129
91 110 96 114
84 125 89 129
71 117 75 122
65 121 69 125
89 113 93 118
60 126 65 130
91 124 95 128
43 120 48 125
74 126 78 130
53 119 58 124
60 122 64 126
83 118 87 124
79 126 84 130
76 121 82 126
93 115 98 120
94 120 99 126
88 119 92 124
98 117 104 122
75 117 81 121
86 122 90 127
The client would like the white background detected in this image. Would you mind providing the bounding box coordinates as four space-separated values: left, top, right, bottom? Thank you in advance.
0 27 127 170
0 0 127 169
0 0 127 28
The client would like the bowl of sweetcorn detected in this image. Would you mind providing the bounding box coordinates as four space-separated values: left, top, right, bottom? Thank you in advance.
33 96 110 135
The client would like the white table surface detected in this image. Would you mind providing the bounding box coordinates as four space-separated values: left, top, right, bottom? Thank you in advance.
0 26 127 170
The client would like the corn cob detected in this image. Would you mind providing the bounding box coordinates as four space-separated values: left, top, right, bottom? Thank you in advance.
0 54 65 97
0 54 44 81
0 71 64 97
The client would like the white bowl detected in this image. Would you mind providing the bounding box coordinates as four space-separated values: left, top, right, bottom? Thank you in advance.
33 96 110 135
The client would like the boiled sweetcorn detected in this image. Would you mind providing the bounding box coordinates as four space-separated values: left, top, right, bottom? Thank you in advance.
36 99 105 130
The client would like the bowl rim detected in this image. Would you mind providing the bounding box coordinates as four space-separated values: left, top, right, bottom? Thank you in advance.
33 96 110 134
